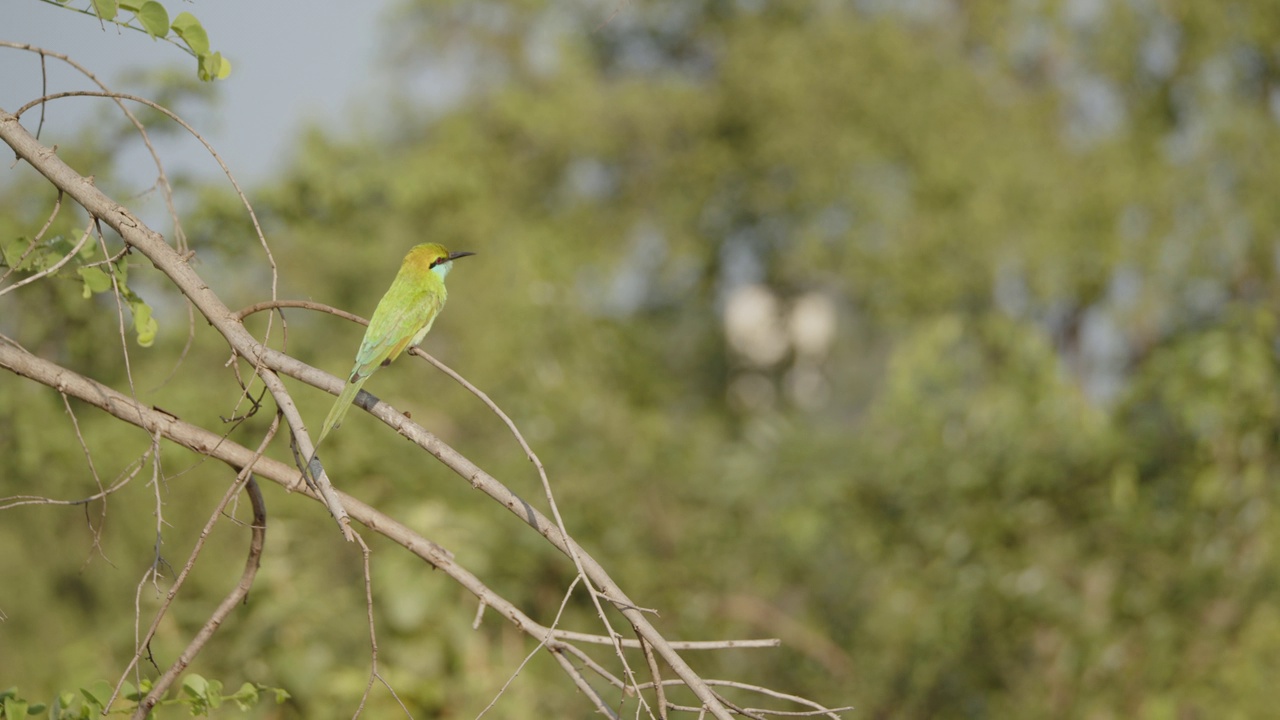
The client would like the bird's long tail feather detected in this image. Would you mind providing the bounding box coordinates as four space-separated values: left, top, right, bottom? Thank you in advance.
315 374 368 450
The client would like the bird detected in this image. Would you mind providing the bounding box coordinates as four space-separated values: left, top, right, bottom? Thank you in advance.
315 243 474 449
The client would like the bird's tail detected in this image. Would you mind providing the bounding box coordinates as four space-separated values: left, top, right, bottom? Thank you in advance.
315 374 368 450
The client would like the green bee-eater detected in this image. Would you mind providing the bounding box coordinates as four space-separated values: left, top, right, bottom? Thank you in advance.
315 243 474 448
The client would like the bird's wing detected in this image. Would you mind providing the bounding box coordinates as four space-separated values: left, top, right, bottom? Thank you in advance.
350 282 445 379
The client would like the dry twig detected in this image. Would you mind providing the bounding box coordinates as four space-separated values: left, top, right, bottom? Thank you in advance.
131 477 268 719
112 414 281 711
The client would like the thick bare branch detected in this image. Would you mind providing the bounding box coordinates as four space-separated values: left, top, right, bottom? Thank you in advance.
0 323 795 718
0 107 351 538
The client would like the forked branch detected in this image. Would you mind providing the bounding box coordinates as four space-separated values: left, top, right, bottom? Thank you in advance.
0 101 842 717
0 341 840 717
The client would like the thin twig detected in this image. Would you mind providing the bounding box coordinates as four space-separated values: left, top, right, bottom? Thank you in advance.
112 414 280 711
9 85 286 428
638 635 669 720
549 647 620 719
352 532 415 720
0 188 61 286
29 1 197 58
551 631 779 650
235 299 363 323
0 42 185 252
62 391 110 560
0 429 150 513
131 477 269 719
475 576 584 719
594 0 632 32
647 679 852 720
0 214 93 297
145 429 167 593
559 643 626 689
11 87 280 304
665 705 851 719
411 345 649 696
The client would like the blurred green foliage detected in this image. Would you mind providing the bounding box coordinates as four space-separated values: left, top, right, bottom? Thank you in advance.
0 676 287 718
5 0 1280 717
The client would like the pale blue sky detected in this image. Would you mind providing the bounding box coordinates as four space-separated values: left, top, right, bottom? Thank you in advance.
0 0 403 184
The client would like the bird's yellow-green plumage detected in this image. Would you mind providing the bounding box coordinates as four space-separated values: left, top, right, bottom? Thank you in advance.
315 242 474 448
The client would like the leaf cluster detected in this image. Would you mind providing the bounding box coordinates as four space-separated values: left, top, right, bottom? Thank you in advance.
43 0 230 80
0 677 287 719
2 236 157 347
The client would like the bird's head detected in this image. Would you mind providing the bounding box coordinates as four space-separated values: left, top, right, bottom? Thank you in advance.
408 243 475 281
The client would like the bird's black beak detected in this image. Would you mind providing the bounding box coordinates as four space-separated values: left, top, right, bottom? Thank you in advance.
448 251 476 262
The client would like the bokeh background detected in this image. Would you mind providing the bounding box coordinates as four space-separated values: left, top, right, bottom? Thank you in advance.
4 0 1280 717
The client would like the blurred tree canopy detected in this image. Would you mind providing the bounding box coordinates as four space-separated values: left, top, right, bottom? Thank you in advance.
5 0 1280 717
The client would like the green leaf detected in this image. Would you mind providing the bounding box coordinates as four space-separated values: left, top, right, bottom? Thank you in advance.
120 681 140 702
46 236 75 256
1 238 37 270
180 675 208 699
197 51 231 81
135 1 169 38
90 0 117 21
77 267 113 298
229 683 257 712
271 687 291 704
52 692 76 720
180 674 218 716
78 681 111 712
1 238 22 268
28 249 58 273
4 696 29 719
171 12 209 54
117 0 140 11
24 702 44 715
231 682 256 698
130 301 158 347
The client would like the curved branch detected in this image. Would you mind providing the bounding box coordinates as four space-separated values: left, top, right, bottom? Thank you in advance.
0 107 349 538
0 42 185 247
113 414 280 711
0 336 823 718
132 478 267 719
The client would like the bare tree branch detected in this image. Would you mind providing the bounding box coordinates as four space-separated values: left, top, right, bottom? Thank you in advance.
115 414 280 712
0 42 187 251
132 477 268 719
0 106 352 539
0 332 824 718
351 533 415 720
549 646 620 719
0 99 840 717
